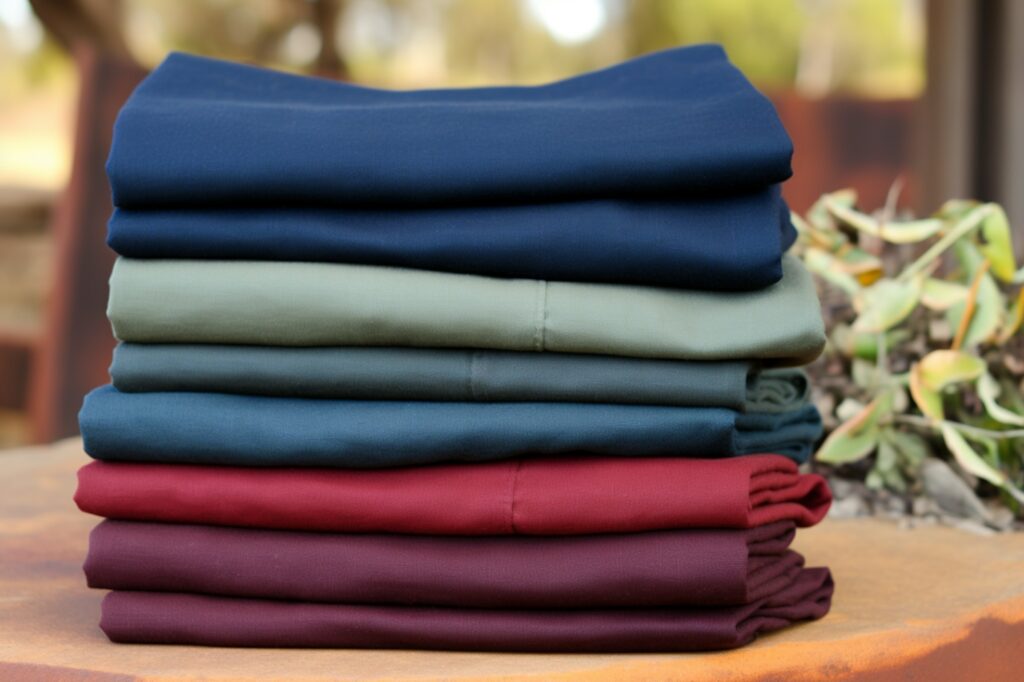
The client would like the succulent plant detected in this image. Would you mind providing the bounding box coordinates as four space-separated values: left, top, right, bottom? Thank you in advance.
794 189 1024 513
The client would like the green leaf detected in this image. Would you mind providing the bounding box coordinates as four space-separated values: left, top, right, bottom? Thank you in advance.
878 427 913 491
835 397 866 422
852 358 887 390
977 373 1024 426
939 423 1024 503
997 287 1024 343
952 237 985 273
827 188 858 209
910 362 943 420
808 190 855 232
853 278 922 333
816 423 880 465
917 350 987 390
878 218 944 244
946 242 1005 348
865 468 885 490
831 325 911 361
881 465 907 492
826 198 879 236
816 391 893 464
839 247 884 285
804 248 861 296
947 270 1004 348
886 429 931 469
921 278 967 311
900 204 994 282
891 384 909 413
996 376 1024 414
800 214 848 251
933 199 980 221
876 437 898 471
978 205 1017 282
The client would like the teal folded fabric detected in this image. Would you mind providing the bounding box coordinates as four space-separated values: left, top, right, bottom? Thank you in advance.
108 255 824 364
746 369 811 413
109 344 808 411
80 385 822 466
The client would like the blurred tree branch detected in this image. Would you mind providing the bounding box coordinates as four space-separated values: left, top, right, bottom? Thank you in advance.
28 0 133 61
312 0 347 79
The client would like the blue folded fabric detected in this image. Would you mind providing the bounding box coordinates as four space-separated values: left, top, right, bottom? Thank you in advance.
107 188 794 290
107 45 792 209
79 385 822 466
107 344 754 409
108 344 810 412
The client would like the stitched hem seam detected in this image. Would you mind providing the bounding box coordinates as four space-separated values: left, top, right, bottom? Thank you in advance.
508 460 524 534
532 280 548 351
468 351 481 400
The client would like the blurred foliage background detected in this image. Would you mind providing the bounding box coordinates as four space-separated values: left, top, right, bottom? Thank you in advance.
0 0 924 191
794 190 1024 523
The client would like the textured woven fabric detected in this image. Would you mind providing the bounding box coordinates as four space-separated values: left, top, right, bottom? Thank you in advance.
75 455 832 534
85 520 803 608
109 344 809 411
79 385 822 466
88 43 834 653
97 568 833 651
107 255 825 365
107 46 791 209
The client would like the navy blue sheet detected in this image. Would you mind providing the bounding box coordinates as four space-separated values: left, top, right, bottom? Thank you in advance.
79 385 822 467
106 45 792 209
107 189 795 290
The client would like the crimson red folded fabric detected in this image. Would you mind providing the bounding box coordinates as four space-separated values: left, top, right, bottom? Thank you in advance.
75 454 830 534
97 568 833 651
85 520 801 608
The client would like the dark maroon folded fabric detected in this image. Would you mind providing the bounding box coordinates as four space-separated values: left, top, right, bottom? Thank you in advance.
98 568 832 652
75 455 831 534
85 520 801 608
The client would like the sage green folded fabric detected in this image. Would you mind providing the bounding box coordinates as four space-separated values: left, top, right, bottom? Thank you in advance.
109 344 809 411
108 255 824 364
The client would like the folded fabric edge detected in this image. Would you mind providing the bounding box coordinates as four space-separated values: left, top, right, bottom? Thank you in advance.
748 467 832 528
96 567 833 652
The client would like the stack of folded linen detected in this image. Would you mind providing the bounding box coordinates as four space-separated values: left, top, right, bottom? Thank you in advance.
75 44 835 652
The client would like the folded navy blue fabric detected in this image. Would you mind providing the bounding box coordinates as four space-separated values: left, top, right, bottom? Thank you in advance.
107 46 792 209
107 189 794 290
79 385 822 467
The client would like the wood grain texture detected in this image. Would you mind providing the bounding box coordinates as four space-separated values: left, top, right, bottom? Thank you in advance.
2 439 1023 681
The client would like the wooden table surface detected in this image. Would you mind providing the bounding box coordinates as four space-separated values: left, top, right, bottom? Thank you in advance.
2 439 1024 681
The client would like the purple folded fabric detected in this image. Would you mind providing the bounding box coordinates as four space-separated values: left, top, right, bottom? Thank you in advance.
86 520 801 608
98 568 832 652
